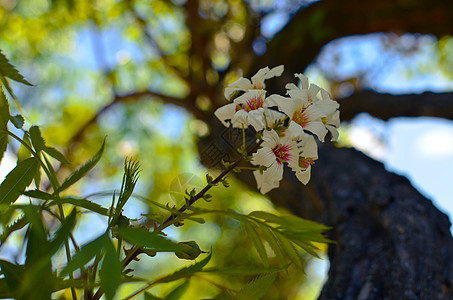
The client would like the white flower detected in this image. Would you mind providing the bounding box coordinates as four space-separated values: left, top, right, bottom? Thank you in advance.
251 130 299 193
318 89 340 141
268 92 328 141
215 89 273 130
293 134 318 184
224 65 284 100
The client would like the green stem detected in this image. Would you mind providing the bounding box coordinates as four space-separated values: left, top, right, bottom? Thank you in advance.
92 139 264 300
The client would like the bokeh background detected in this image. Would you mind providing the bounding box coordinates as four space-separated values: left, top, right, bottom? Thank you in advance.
0 0 452 299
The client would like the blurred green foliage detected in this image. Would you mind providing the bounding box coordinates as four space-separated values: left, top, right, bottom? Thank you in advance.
0 0 332 299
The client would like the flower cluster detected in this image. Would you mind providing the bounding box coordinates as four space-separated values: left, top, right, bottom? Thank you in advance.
215 66 340 194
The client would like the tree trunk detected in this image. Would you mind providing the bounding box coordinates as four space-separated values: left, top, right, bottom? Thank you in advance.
199 121 453 299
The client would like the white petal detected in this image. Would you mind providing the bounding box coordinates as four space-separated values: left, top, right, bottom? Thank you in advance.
291 90 310 112
285 121 306 140
304 121 328 142
267 94 294 117
327 110 340 127
265 160 284 182
263 108 286 128
295 166 311 185
214 103 237 126
251 65 284 89
285 141 300 167
231 110 249 128
285 83 298 90
224 77 252 99
308 84 321 102
295 73 309 90
253 170 280 194
252 147 276 167
262 130 280 147
248 109 266 131
299 134 318 159
327 124 339 141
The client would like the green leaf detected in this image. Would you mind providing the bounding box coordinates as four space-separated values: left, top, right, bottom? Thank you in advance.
237 272 277 300
100 237 121 300
175 241 205 260
244 222 269 267
275 232 304 269
22 206 53 300
0 157 39 205
0 89 9 162
0 49 32 86
29 126 46 152
56 197 109 215
187 216 205 224
0 259 24 292
10 114 24 129
117 226 187 253
59 139 105 192
145 292 163 300
259 225 286 267
23 189 55 200
60 234 107 276
202 266 286 276
0 278 14 299
0 88 9 126
43 146 69 164
0 215 28 245
164 280 189 300
48 209 77 256
162 252 212 282
17 132 32 162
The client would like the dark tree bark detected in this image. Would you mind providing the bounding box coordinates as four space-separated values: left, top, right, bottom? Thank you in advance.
200 1 453 297
339 90 453 122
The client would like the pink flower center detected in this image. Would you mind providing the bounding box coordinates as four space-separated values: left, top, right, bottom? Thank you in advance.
272 144 293 164
300 158 315 169
242 95 264 112
292 109 309 127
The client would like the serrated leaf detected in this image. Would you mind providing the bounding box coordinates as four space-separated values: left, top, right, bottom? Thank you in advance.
59 139 105 192
17 132 32 162
0 259 24 292
164 280 189 300
249 211 330 231
48 209 77 256
60 234 106 276
0 50 32 86
29 126 45 152
292 240 320 258
259 225 286 267
244 222 269 267
100 237 121 300
43 146 69 164
117 226 187 253
144 292 162 300
161 252 211 282
187 217 205 224
23 189 54 200
275 232 304 269
0 157 39 205
0 90 9 162
237 272 277 300
22 206 53 300
0 215 28 245
202 266 286 276
42 154 59 188
10 114 24 129
54 197 109 215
